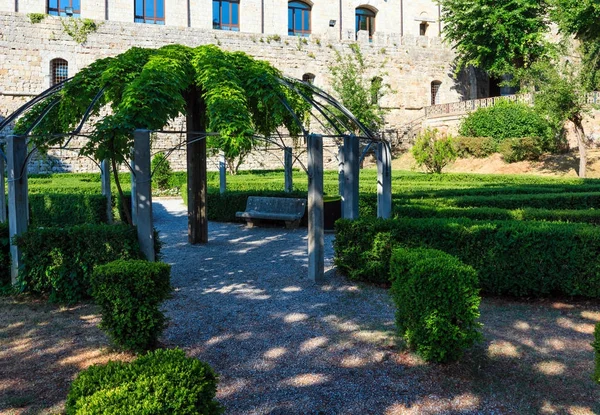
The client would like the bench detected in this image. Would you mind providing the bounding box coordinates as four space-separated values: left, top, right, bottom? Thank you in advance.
236 196 307 228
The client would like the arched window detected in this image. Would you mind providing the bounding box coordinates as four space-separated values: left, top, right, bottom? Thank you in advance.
302 73 315 84
50 59 69 86
48 0 81 17
355 7 376 40
431 81 441 105
213 0 240 31
134 0 165 24
420 22 428 36
288 1 311 37
371 76 382 104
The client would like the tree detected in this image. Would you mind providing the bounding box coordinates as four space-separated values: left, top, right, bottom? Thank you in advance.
14 45 308 242
328 43 389 132
439 0 549 76
411 128 457 174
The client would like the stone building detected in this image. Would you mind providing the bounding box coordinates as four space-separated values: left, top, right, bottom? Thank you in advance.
0 0 486 172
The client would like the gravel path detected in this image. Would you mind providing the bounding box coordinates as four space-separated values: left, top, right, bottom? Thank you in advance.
154 198 491 414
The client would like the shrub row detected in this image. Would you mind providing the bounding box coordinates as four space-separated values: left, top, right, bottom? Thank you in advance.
394 204 600 225
66 348 222 415
407 183 600 199
390 247 482 362
29 194 108 227
334 217 600 297
92 260 172 352
15 224 146 304
419 191 600 210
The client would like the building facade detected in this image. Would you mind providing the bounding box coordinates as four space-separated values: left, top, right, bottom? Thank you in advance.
0 1 484 172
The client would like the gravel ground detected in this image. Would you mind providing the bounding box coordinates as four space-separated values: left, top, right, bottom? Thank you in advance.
155 198 598 415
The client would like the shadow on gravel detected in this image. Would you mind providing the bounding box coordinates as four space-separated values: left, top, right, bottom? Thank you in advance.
155 199 600 415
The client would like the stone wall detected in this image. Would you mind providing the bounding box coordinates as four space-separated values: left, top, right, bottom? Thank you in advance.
0 11 462 173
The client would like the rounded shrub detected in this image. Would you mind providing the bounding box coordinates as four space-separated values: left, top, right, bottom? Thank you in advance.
411 128 458 174
66 348 223 415
151 152 173 191
390 247 482 363
498 136 544 163
459 100 554 149
453 136 496 158
91 260 172 352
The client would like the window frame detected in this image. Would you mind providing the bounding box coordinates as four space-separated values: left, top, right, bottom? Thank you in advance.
431 80 442 105
288 1 311 37
47 0 81 17
50 58 69 87
134 0 166 25
355 7 376 40
213 0 240 31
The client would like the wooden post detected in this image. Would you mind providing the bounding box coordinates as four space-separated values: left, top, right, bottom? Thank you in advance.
284 146 293 193
377 141 392 219
338 145 344 217
186 91 208 244
130 156 137 226
343 135 359 219
134 130 155 261
7 135 28 284
0 149 6 223
307 133 325 284
100 159 112 223
219 151 226 195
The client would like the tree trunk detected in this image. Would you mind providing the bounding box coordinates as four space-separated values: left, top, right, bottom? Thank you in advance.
573 118 587 178
112 157 132 226
186 89 208 244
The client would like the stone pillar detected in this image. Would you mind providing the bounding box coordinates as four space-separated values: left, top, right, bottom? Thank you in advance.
0 150 6 223
284 146 293 193
338 146 344 217
219 151 226 194
307 133 324 284
100 159 112 223
377 141 392 219
343 135 359 219
130 156 137 226
7 135 28 284
134 130 155 261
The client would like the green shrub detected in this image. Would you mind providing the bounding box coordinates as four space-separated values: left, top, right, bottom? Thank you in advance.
594 323 600 383
334 217 600 298
458 100 554 149
411 129 457 174
15 224 145 304
0 223 10 289
390 247 482 362
498 137 544 162
29 194 108 226
453 136 497 158
91 260 172 352
66 348 223 415
151 152 173 191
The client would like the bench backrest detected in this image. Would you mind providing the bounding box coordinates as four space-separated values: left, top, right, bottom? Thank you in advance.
245 196 306 216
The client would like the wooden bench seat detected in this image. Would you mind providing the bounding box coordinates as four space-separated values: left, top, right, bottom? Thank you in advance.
236 196 307 228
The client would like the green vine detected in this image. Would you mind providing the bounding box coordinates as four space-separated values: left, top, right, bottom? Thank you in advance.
60 18 100 44
28 13 46 24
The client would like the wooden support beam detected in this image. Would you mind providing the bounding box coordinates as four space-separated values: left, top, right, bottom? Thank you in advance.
100 159 112 223
134 130 155 261
219 151 226 195
338 145 344 217
130 156 137 226
377 141 392 219
0 151 6 223
343 135 359 219
307 133 325 284
284 146 293 193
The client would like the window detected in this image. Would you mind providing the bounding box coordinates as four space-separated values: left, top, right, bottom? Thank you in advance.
355 7 375 40
288 1 311 37
420 22 428 36
431 81 441 105
134 0 165 24
302 73 315 84
213 0 239 31
371 77 382 104
51 59 69 86
48 0 81 17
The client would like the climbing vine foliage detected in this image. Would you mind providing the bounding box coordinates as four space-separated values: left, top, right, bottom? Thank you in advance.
15 44 308 163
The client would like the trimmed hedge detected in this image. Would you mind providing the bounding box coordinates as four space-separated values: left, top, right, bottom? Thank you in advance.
334 217 600 297
390 247 482 362
594 323 600 384
29 194 108 227
92 260 172 352
66 348 223 415
15 224 145 304
394 204 600 225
